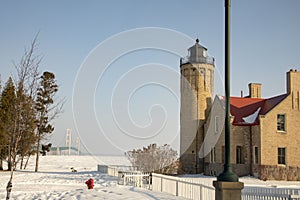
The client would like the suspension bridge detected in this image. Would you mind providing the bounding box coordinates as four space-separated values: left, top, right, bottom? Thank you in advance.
49 146 81 155
49 129 82 155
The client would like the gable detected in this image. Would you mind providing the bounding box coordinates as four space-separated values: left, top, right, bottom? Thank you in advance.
214 94 288 126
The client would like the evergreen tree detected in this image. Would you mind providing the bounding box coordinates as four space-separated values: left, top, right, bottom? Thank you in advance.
3 36 63 200
17 89 37 170
0 77 17 171
35 71 58 172
0 78 5 170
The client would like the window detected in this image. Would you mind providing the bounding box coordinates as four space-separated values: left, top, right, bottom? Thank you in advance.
221 146 225 163
278 147 286 165
277 114 286 131
253 146 259 164
199 68 205 75
210 147 216 163
214 116 220 134
236 146 244 164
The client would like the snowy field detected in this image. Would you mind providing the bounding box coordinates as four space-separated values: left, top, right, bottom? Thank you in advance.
0 155 187 200
1 155 300 200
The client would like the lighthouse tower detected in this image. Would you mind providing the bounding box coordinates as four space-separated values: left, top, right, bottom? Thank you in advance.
180 39 215 174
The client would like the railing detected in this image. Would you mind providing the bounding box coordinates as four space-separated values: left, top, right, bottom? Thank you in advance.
243 186 300 200
118 171 151 189
97 164 151 189
180 56 215 65
151 173 300 200
97 164 138 176
98 165 300 200
151 173 215 200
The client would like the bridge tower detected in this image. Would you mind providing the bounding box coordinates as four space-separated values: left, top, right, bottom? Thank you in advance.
66 128 71 156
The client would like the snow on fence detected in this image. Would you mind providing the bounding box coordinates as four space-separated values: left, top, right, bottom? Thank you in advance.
151 173 300 200
118 171 151 189
97 165 151 189
98 165 300 200
151 173 215 200
243 186 300 200
97 165 138 177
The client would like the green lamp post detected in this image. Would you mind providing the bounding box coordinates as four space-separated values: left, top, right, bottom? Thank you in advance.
217 0 239 182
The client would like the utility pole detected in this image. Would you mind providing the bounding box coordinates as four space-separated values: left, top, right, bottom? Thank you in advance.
76 136 80 155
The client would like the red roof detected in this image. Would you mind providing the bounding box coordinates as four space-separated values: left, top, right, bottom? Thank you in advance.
228 94 288 126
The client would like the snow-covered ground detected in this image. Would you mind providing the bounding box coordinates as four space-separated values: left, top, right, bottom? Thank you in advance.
0 155 299 199
0 155 187 200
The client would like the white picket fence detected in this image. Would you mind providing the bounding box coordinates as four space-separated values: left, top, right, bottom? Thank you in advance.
97 164 138 176
98 164 151 189
98 165 300 200
151 173 300 200
118 171 151 189
151 173 215 200
243 186 300 200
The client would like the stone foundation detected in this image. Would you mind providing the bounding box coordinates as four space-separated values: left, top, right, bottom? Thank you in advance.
180 154 204 174
204 163 250 177
260 165 300 181
205 163 300 180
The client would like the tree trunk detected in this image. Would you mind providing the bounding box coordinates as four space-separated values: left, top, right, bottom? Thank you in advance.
6 146 17 200
20 156 24 170
7 144 12 171
0 159 3 170
35 136 40 172
24 155 31 170
6 166 14 200
6 179 12 200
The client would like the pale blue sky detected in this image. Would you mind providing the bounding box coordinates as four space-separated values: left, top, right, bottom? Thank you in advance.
0 1 300 155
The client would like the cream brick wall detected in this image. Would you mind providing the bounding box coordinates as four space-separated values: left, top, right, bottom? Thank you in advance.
203 70 300 179
209 120 250 164
181 61 300 178
260 94 300 166
180 62 214 173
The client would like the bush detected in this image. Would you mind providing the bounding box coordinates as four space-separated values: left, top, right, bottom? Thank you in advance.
126 143 180 174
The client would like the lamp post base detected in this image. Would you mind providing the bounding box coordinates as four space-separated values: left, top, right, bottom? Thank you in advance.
213 181 244 200
217 169 239 182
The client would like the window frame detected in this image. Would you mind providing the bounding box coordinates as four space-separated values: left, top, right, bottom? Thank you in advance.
278 147 286 165
277 114 286 132
210 147 216 163
236 145 244 164
253 146 259 164
221 146 225 163
214 116 220 134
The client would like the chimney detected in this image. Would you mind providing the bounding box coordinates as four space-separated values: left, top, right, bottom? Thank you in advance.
287 69 300 94
248 83 262 98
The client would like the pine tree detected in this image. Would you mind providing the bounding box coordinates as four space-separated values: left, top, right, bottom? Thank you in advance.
17 91 37 170
4 36 42 200
34 71 58 172
3 36 63 200
0 78 5 170
0 78 17 171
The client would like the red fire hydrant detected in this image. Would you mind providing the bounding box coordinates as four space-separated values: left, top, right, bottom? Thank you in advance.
85 178 94 189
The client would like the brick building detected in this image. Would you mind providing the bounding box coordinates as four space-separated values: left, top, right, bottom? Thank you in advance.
180 40 300 180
